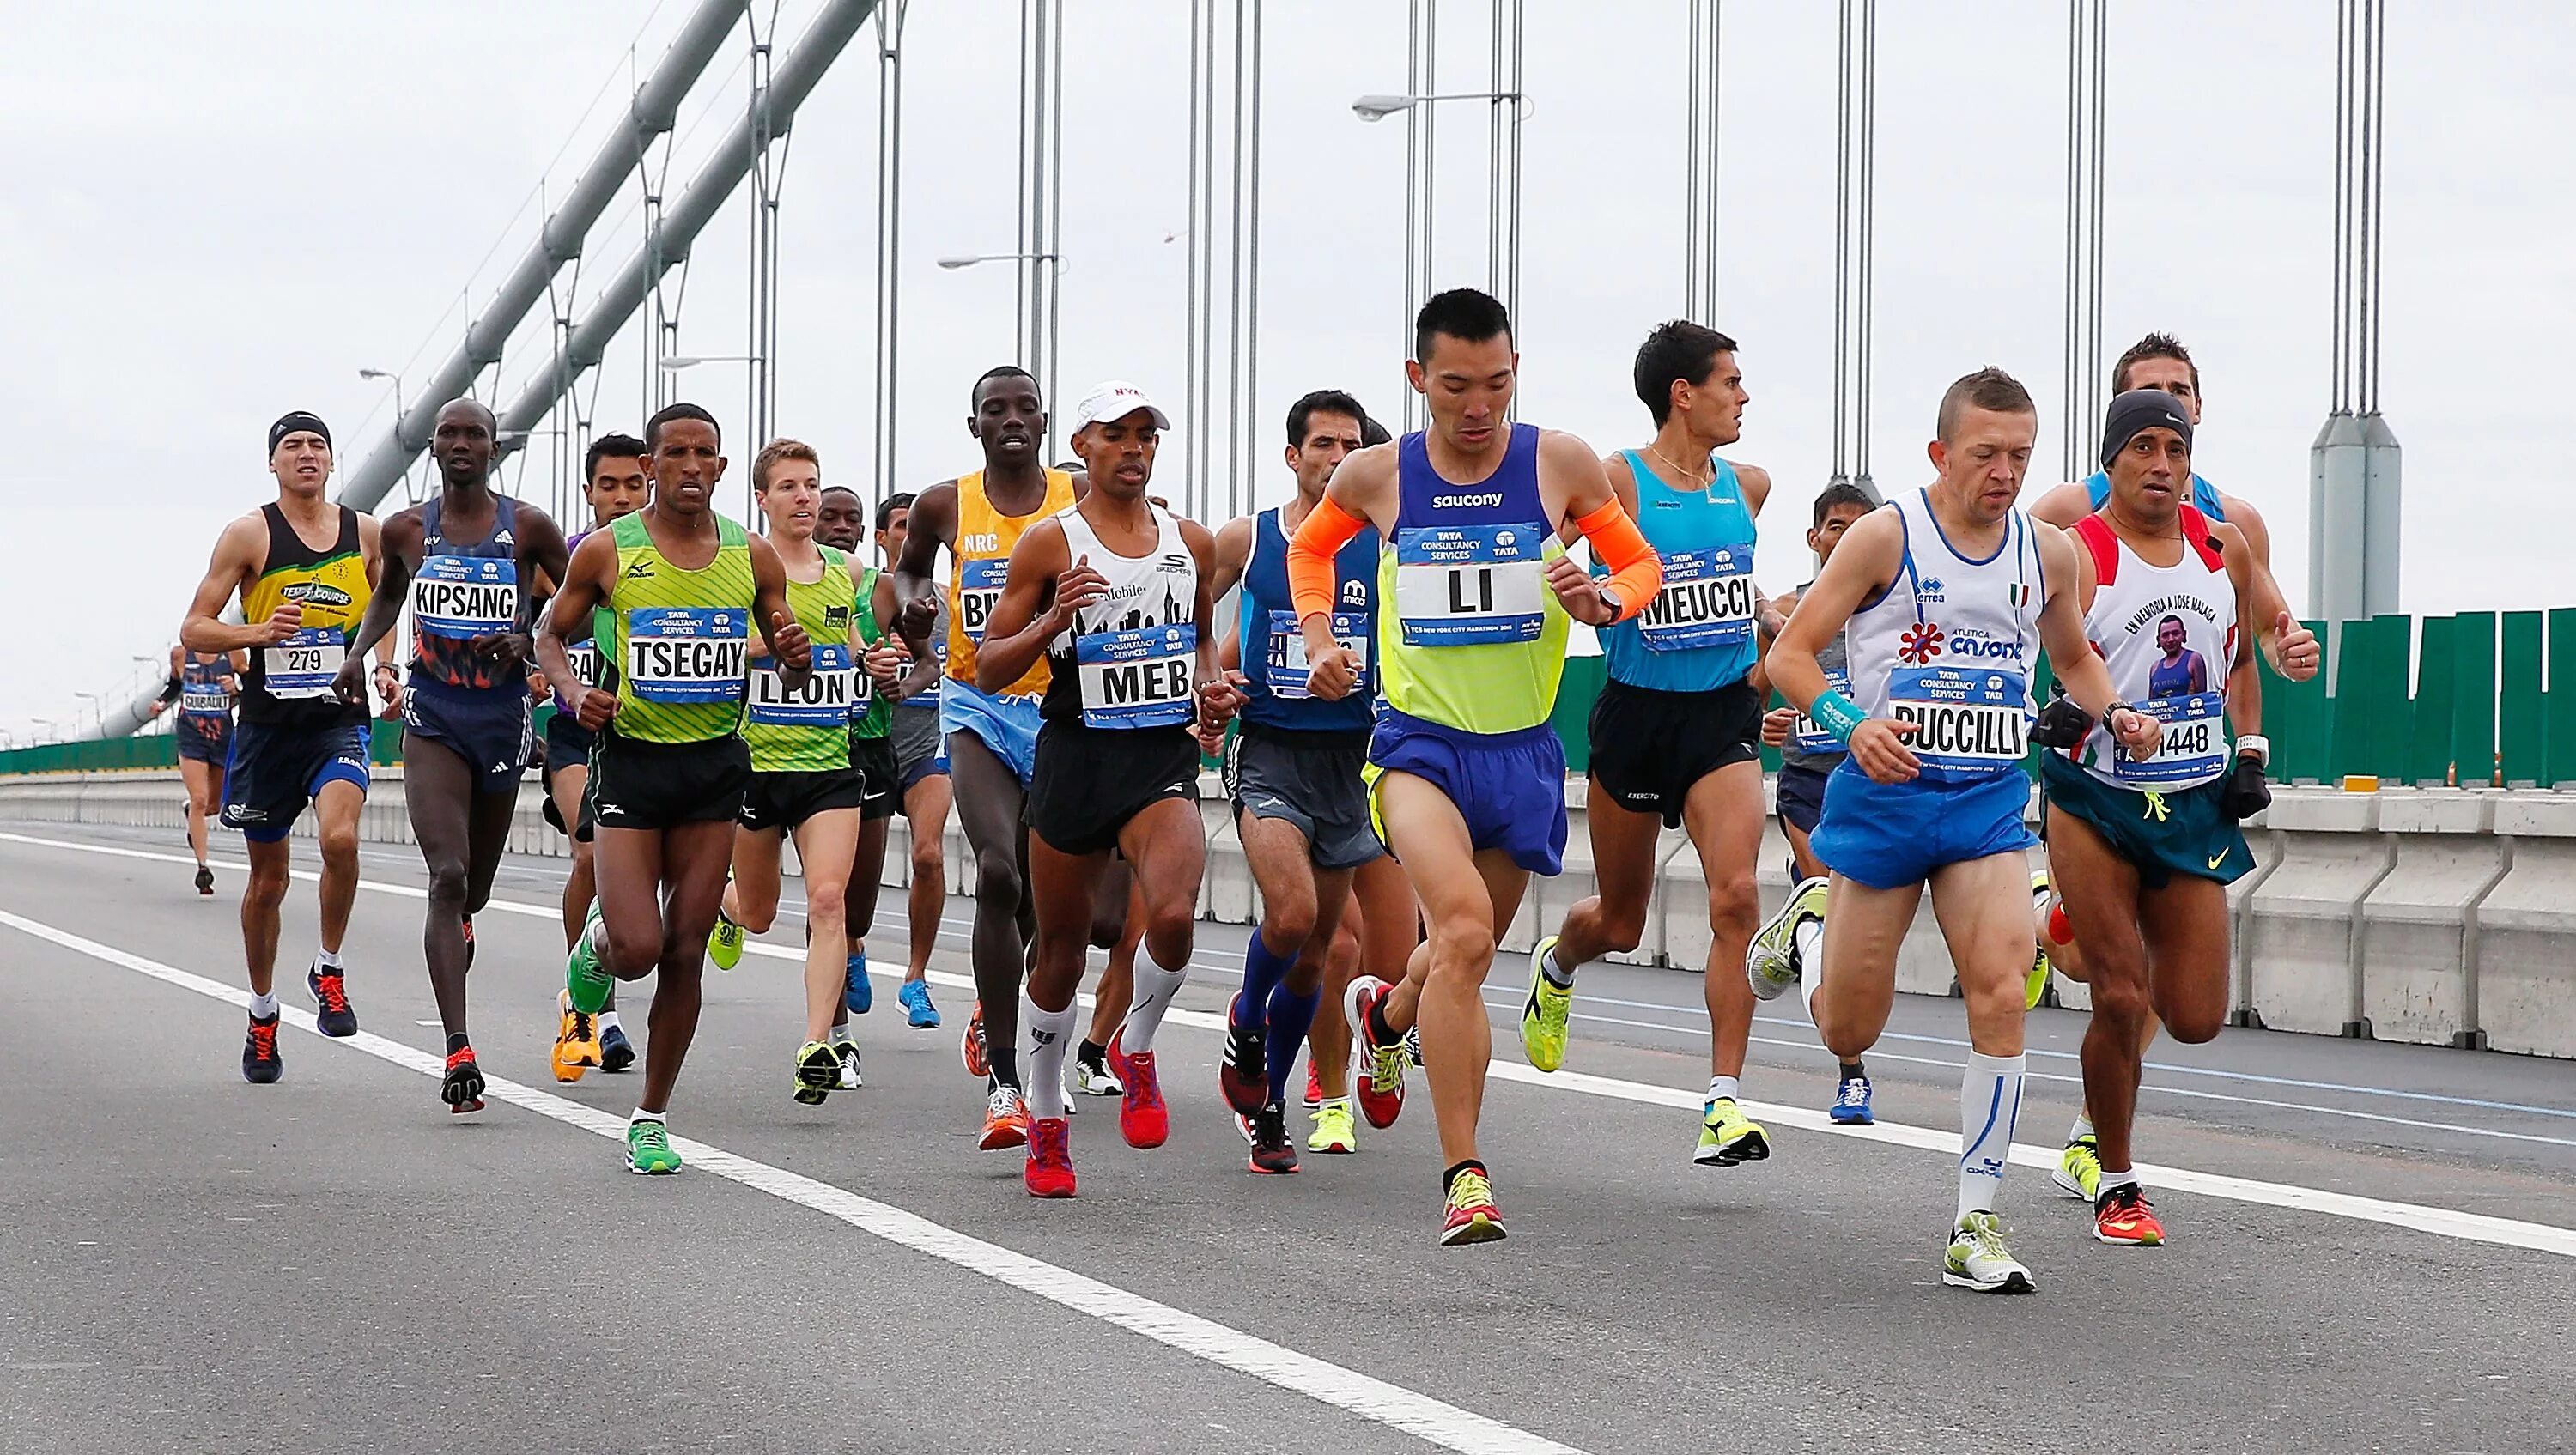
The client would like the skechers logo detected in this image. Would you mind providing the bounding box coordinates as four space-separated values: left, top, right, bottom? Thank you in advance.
1431 493 1504 508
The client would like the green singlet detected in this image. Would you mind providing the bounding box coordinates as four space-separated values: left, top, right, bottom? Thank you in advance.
600 511 756 744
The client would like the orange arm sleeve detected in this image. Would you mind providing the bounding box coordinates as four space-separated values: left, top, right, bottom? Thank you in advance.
1571 497 1661 622
1286 495 1369 625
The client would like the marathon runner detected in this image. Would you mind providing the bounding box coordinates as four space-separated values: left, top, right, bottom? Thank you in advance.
2029 390 2318 1242
863 489 948 1029
538 402 810 1174
168 643 245 895
1289 288 1668 1245
179 411 386 1082
338 398 570 1114
975 381 1234 1197
1759 367 2161 1293
1523 322 1779 1170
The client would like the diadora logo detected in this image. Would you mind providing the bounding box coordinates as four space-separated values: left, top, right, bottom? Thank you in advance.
1898 621 1946 664
1914 576 1947 603
1432 493 1504 509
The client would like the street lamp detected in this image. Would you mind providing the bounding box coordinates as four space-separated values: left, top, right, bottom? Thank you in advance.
659 355 758 372
935 252 1065 271
1350 91 1531 122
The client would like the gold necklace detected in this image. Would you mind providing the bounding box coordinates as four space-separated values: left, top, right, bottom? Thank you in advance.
1645 442 1715 488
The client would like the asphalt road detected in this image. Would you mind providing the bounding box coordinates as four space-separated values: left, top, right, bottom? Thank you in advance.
5 819 2573 1454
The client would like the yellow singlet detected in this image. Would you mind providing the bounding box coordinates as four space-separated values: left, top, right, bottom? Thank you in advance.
945 468 1077 698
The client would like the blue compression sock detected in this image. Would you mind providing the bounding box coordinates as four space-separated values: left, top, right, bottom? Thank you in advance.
1234 926 1298 1027
1264 980 1322 1107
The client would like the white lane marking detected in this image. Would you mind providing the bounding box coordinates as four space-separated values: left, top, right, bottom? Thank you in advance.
11 828 2576 1262
0 905 1580 1455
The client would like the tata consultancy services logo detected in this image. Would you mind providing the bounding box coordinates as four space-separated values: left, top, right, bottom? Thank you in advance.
1899 621 1946 664
1915 576 1946 603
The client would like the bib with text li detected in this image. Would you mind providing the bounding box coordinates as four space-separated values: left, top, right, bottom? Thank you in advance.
263 627 347 700
1638 545 1756 652
1393 524 1546 646
749 642 857 727
1076 622 1197 729
623 607 748 703
1789 665 1854 756
410 555 519 639
955 557 1007 644
1267 609 1370 700
1887 665 2028 776
2112 690 2215 785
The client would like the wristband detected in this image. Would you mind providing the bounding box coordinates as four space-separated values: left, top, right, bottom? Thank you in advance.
2235 734 2270 767
374 663 400 679
1809 688 1867 746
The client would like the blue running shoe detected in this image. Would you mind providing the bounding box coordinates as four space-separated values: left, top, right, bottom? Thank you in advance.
598 1022 636 1073
844 954 872 1015
1829 1074 1875 1126
898 978 940 1028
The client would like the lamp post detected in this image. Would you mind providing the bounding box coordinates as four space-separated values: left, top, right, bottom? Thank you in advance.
1348 90 1526 122
937 252 1066 455
359 368 411 500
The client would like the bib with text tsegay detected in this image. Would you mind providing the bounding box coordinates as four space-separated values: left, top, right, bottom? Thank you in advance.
1789 664 1854 756
1267 609 1370 700
262 627 347 700
2114 689 2223 785
1888 664 2030 769
623 607 748 703
749 642 858 728
1637 544 1756 652
1393 524 1546 646
1076 621 1198 730
410 555 519 639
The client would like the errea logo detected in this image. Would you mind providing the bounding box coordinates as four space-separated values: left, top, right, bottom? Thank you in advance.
1915 576 1947 603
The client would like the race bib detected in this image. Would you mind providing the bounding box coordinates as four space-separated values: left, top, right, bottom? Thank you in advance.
1789 666 1852 755
562 641 600 689
749 643 857 728
956 558 1007 643
1076 622 1197 729
410 555 518 639
262 627 346 700
1393 524 1546 646
1266 609 1369 700
2113 690 2219 786
1637 546 1755 652
623 607 748 704
1887 665 2028 773
181 685 231 715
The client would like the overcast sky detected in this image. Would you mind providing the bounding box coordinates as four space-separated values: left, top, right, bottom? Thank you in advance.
4 1 2569 740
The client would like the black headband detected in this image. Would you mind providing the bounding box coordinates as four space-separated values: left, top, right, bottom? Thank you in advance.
269 410 332 455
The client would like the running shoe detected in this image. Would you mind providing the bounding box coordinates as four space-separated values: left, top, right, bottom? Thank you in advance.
551 999 599 1084
566 903 613 1015
1405 1025 1424 1069
1108 1034 1169 1149
1247 1102 1299 1174
1024 1116 1076 1197
792 1082 829 1107
836 1040 864 1090
1306 1097 1357 1155
1218 1003 1267 1117
627 1117 682 1174
961 1002 988 1079
1829 1074 1875 1125
1303 1058 1322 1109
1440 1167 1506 1246
1747 876 1828 1002
795 1040 841 1092
194 864 215 896
2026 870 2055 1010
2093 1182 2166 1245
442 1046 487 1114
598 1022 635 1073
1693 1097 1771 1167
1520 936 1574 1073
1069 1048 1123 1099
461 916 476 969
307 963 357 1038
898 978 940 1028
241 1012 283 1084
978 1082 1031 1151
1943 1210 2034 1293
2052 1133 2103 1202
708 912 746 972
1343 976 1407 1130
844 955 873 1015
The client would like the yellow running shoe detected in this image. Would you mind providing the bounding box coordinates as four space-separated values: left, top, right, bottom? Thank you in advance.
1520 936 1574 1073
1306 1097 1357 1155
2051 1133 2102 1201
708 912 746 972
551 994 600 1084
2026 870 2055 1010
1693 1097 1771 1167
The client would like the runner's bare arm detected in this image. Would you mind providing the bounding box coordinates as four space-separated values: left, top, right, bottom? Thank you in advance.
2218 521 2318 690
2034 522 2158 759
866 566 914 694
533 530 619 728
1185 518 1247 727
1767 509 1895 715
890 481 958 660
334 508 423 706
975 518 1083 694
1206 515 1255 604
2026 480 2093 530
181 518 284 654
1285 445 1397 689
747 533 811 688
1542 432 1658 628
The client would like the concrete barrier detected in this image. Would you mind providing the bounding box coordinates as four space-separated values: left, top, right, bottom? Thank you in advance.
2360 793 2507 1048
2245 791 2389 1037
2479 795 2576 1058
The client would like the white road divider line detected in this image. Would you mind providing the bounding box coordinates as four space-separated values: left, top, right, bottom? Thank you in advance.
10 828 2576 1262
0 903 1581 1455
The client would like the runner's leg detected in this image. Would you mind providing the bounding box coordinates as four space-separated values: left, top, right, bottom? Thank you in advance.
550 762 594 949
240 837 292 997
722 825 786 936
793 810 860 1046
1926 852 2038 1222
180 757 217 868
638 818 734 1116
1376 771 1525 1169
1680 761 1765 1086
951 731 1031 1085
902 773 952 984
310 778 363 959
1024 836 1109 1119
1544 778 1662 975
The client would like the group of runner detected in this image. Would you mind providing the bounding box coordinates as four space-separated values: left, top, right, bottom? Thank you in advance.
174 299 2319 1290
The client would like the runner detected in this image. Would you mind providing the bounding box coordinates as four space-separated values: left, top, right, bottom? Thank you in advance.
1759 367 2162 1293
179 411 386 1082
535 432 648 1082
1288 288 1668 1244
2030 390 2318 1242
866 489 948 1029
338 398 570 1114
536 402 810 1174
168 643 245 895
974 380 1233 1197
1750 480 1874 1124
1205 387 1379 1172
700 447 898 1104
1523 322 1779 1170
890 366 1080 1150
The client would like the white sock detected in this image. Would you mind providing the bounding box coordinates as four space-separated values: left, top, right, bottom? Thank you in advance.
598 1009 622 1034
2069 1112 2095 1143
248 992 279 1020
1540 947 1576 989
829 1023 853 1046
1957 1051 2027 1222
2098 1166 2138 1194
630 1108 663 1125
314 947 343 970
1797 931 1826 1025
1705 1075 1741 1106
1121 955 1188 1056
1025 996 1079 1119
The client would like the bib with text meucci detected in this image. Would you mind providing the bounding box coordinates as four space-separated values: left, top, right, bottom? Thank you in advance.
1267 609 1370 700
1393 524 1546 646
955 557 1007 643
1638 545 1756 652
749 642 857 727
623 607 748 703
410 555 519 639
262 627 347 700
1790 665 1854 756
1888 664 2027 773
2113 690 2219 785
1076 622 1197 729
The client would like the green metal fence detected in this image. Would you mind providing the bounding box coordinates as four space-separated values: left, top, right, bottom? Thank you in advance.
0 720 408 778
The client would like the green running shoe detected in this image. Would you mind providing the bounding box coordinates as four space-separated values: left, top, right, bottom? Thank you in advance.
1943 1210 2034 1294
1747 876 1829 1002
1693 1097 1771 1167
2051 1132 2102 1201
708 912 746 972
795 1040 841 1092
626 1117 683 1175
566 902 614 1015
1520 936 1574 1073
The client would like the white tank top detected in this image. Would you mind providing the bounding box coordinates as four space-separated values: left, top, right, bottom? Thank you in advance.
2064 507 2235 790
1042 501 1200 731
1844 488 2043 785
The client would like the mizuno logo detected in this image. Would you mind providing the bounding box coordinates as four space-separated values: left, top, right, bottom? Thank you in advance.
624 562 655 579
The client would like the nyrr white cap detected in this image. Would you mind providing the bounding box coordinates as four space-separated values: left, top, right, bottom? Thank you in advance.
1068 380 1172 433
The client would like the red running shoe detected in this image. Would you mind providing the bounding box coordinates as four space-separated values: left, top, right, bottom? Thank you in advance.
1108 1034 1168 1149
961 1001 988 1079
442 1046 487 1114
1218 1003 1267 1118
1024 1117 1077 1197
1343 976 1406 1130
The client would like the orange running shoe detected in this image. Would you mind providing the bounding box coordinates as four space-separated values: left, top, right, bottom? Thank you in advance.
2093 1182 2166 1246
978 1082 1030 1150
1024 1117 1077 1197
961 1001 989 1079
1108 1034 1168 1149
